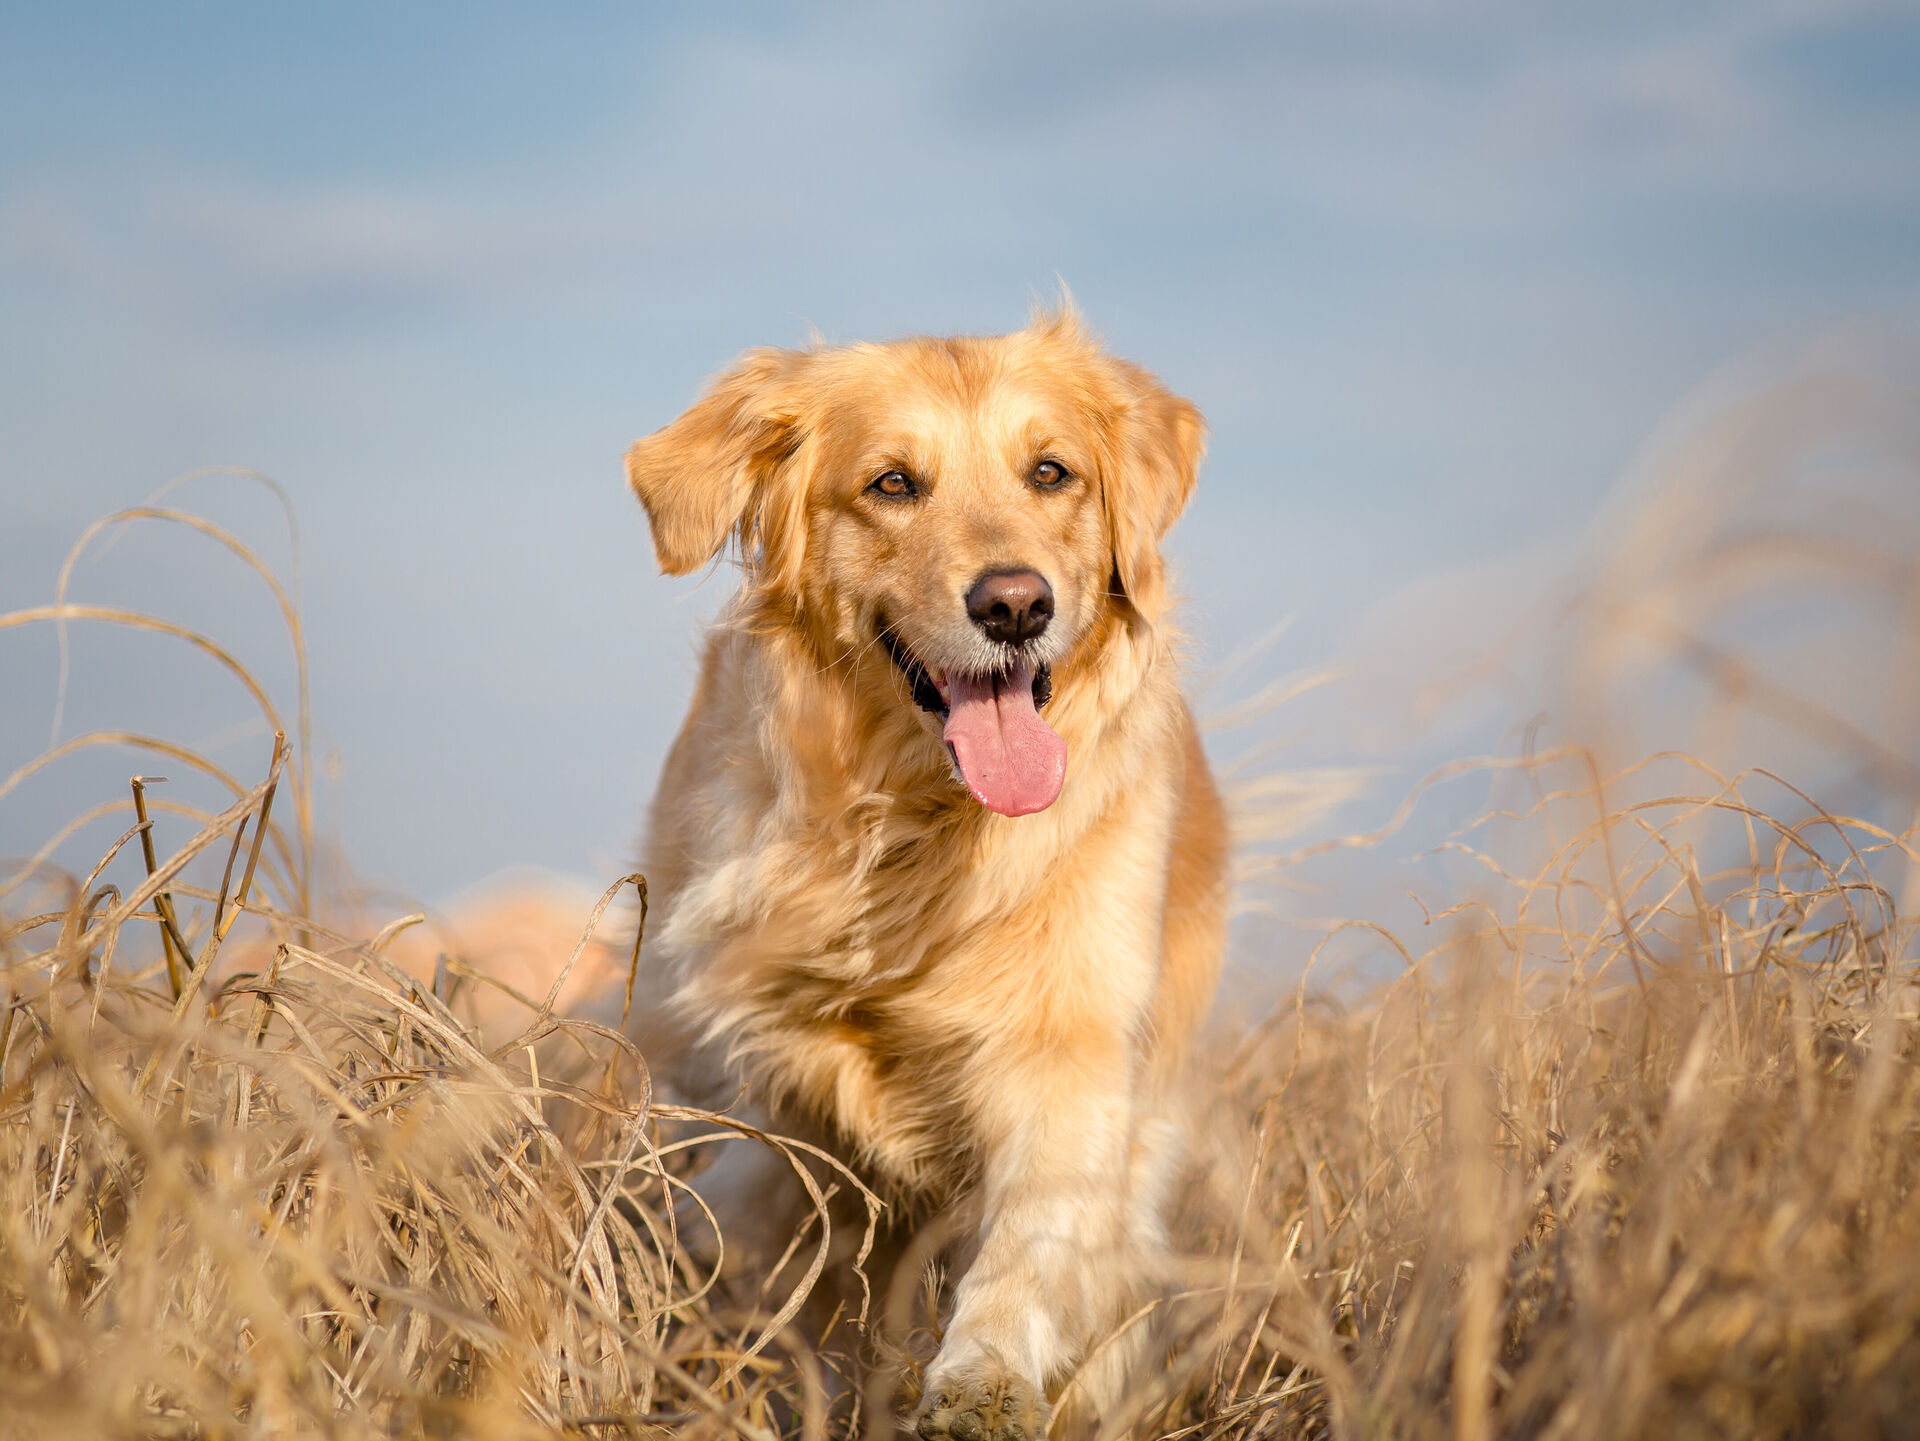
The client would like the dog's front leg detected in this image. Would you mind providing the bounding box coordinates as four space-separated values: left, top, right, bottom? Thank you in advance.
914 1034 1140 1441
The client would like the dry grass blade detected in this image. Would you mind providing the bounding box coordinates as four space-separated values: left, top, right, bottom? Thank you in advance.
216 729 286 945
129 774 191 998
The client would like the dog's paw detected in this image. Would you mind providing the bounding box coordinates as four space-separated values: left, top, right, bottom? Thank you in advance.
913 1364 1045 1441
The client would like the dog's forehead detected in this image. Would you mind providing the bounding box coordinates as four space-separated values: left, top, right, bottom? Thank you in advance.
816 335 1105 458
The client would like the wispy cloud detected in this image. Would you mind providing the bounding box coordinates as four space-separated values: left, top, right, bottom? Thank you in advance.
5 4 1913 344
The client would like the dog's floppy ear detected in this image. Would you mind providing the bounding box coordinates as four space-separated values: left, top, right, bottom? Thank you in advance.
1103 359 1205 618
625 348 807 576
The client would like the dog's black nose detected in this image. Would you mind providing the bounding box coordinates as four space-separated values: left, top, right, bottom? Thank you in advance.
966 569 1054 644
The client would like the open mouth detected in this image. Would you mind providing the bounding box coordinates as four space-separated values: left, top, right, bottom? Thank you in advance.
878 629 1053 717
878 625 1066 818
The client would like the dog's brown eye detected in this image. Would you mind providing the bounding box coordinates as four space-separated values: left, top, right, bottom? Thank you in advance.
870 470 916 499
1032 460 1070 488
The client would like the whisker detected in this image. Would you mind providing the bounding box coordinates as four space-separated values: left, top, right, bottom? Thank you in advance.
812 636 868 679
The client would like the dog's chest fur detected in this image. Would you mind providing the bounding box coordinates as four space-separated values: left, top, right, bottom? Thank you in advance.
651 627 1180 1198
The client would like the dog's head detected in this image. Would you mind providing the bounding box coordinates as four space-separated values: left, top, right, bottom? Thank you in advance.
626 308 1203 817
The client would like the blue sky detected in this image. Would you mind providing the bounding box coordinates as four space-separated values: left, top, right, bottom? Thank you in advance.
3 2 1917 918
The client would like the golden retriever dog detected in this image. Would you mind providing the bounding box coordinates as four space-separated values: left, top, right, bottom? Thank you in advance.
624 307 1228 1439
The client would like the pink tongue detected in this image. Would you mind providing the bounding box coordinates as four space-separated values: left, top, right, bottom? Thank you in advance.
941 661 1067 817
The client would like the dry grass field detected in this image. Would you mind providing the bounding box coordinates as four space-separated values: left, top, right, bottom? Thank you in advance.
4 366 1917 1440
